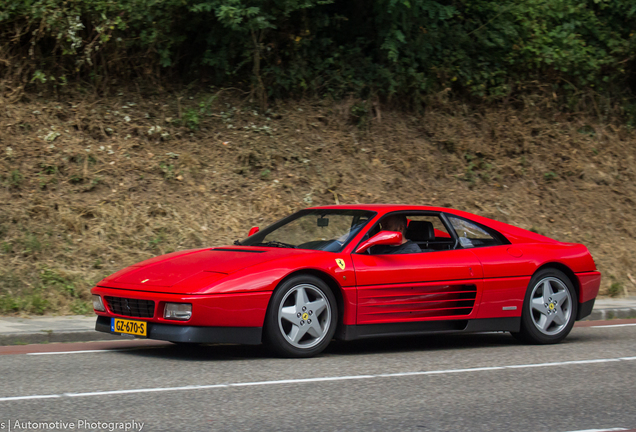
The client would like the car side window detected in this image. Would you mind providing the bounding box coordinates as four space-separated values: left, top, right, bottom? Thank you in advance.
367 213 456 254
403 215 454 252
447 216 502 248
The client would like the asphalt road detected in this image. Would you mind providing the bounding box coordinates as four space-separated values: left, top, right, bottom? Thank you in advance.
1 321 635 432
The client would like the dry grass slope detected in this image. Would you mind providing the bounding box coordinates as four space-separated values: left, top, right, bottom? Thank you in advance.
1 91 635 315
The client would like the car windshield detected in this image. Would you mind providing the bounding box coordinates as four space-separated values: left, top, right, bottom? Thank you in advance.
240 209 376 252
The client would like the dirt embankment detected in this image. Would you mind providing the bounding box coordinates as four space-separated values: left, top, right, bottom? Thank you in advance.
1 91 635 315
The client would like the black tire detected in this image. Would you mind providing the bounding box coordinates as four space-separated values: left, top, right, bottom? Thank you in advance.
513 268 578 344
264 274 338 358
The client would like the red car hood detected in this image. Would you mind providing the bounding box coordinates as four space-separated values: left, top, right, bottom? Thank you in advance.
98 247 312 293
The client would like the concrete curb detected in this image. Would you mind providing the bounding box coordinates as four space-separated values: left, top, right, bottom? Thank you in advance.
0 330 121 346
582 308 636 321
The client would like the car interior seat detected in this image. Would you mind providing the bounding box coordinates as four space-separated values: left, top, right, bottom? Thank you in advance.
405 220 436 251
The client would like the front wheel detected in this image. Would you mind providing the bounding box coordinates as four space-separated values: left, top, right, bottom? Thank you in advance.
264 275 338 358
513 268 578 344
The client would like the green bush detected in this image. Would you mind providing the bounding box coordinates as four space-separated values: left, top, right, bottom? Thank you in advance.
0 295 19 313
70 299 91 315
608 282 623 297
1 0 634 108
183 109 200 131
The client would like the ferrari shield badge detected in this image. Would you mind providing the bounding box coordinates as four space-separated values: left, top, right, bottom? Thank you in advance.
335 259 346 270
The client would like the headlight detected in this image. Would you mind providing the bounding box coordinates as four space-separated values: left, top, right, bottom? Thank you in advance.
92 295 105 312
164 303 192 321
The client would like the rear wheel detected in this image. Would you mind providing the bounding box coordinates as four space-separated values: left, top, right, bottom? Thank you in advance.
513 268 578 344
264 274 337 358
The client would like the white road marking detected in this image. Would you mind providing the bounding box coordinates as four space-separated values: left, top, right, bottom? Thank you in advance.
563 429 627 432
0 395 61 402
63 376 379 398
591 323 636 328
26 346 161 356
229 375 375 388
65 384 229 397
27 349 129 356
1 356 636 403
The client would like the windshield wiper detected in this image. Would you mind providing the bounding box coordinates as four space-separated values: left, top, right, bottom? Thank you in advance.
254 240 296 248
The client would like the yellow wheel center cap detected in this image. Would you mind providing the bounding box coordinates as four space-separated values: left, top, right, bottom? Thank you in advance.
302 313 309 320
549 304 555 310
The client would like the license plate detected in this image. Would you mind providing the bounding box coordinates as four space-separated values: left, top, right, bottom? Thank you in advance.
110 318 147 337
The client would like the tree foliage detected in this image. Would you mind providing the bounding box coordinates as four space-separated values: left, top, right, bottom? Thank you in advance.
1 0 635 106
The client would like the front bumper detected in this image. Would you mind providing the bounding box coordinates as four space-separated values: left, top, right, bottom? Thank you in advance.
90 286 271 328
95 316 262 345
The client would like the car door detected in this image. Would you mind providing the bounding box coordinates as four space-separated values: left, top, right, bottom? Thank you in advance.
443 214 527 320
352 248 484 325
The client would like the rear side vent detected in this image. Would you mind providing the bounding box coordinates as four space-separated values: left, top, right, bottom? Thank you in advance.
358 284 478 323
412 284 478 317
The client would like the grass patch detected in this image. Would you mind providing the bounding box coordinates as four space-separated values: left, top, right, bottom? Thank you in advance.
40 268 80 298
21 233 42 256
0 295 20 313
183 108 200 131
0 267 93 315
608 281 623 298
1 242 12 254
159 162 177 180
0 93 635 317
0 294 49 315
9 170 23 188
460 153 494 187
70 299 92 315
543 171 558 182
148 230 166 251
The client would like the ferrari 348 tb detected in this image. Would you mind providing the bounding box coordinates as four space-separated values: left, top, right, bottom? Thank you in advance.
91 205 600 357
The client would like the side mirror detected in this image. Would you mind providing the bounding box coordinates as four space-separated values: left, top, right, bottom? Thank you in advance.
248 226 259 236
355 231 403 254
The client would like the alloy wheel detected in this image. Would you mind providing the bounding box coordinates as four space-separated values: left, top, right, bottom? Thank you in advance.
277 284 331 349
529 277 573 336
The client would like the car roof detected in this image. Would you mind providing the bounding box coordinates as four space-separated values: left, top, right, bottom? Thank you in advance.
307 204 560 245
308 204 475 218
308 204 449 212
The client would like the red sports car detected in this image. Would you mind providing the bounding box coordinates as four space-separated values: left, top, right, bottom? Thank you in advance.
91 205 601 357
